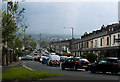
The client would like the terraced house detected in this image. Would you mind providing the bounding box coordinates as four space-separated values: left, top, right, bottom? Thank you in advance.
49 39 72 55
73 23 120 58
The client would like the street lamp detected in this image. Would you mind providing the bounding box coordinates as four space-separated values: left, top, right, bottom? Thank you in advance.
64 27 74 39
64 27 74 56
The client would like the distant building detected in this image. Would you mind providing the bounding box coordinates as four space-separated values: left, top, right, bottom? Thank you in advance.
49 39 80 56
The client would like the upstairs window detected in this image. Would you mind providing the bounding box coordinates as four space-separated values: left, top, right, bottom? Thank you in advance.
87 41 89 48
95 40 97 47
113 35 116 44
100 38 102 46
107 37 109 45
118 34 120 39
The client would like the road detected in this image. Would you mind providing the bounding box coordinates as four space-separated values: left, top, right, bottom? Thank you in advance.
21 60 120 80
20 52 120 80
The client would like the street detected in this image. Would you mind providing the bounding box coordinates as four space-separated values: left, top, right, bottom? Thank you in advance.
20 60 119 80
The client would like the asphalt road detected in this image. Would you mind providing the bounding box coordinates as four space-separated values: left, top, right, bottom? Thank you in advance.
21 52 120 80
21 60 120 80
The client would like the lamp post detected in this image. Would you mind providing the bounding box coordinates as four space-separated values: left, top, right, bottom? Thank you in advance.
64 27 74 39
64 27 74 56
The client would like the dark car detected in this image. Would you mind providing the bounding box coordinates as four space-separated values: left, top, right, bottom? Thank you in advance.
89 57 120 74
34 56 41 61
61 58 90 71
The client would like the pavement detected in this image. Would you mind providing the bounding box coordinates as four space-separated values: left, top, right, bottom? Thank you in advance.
2 61 23 73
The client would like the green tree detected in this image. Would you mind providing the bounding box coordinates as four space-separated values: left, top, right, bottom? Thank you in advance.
23 35 36 50
2 1 26 65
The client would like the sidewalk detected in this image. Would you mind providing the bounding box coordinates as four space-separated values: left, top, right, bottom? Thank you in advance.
2 61 23 73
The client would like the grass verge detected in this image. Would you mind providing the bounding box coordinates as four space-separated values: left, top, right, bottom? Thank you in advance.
2 67 62 80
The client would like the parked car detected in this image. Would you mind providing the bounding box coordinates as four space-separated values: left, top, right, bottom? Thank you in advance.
40 56 47 62
47 55 60 66
34 56 41 61
61 58 90 71
89 57 120 74
21 55 33 61
34 53 38 56
42 56 49 64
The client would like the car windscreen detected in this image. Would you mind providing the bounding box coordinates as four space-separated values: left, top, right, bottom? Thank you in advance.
50 56 60 60
75 58 82 61
107 59 120 63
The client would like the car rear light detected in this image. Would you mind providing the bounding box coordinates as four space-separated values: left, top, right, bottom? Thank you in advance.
43 58 45 59
88 62 90 64
76 61 81 64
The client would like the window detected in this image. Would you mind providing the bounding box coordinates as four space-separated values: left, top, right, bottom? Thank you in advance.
67 59 71 62
87 41 89 48
98 60 107 64
107 37 109 45
95 40 97 47
118 34 120 39
91 40 93 48
113 35 116 44
100 38 102 46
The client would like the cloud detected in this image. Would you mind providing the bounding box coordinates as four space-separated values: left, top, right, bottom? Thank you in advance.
19 2 118 35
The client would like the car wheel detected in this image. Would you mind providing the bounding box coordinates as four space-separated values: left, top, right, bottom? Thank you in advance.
58 64 60 67
73 66 77 71
61 65 65 70
90 69 96 73
49 63 51 66
115 71 118 75
103 71 106 74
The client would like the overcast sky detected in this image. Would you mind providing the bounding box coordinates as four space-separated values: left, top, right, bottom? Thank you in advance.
3 1 119 35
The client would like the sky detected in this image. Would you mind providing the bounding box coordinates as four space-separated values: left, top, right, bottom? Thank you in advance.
2 1 119 35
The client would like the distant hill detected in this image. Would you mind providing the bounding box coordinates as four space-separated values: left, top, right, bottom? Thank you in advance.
27 33 81 42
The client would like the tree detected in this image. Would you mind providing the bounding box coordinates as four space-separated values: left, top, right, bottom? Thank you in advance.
22 35 37 50
2 1 26 65
2 11 17 43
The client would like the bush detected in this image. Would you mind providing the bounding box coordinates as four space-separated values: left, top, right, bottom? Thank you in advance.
86 53 97 63
81 52 97 63
26 50 30 54
81 52 88 58
15 49 23 57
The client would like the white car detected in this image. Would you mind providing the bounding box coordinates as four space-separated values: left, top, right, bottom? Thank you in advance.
47 55 60 66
